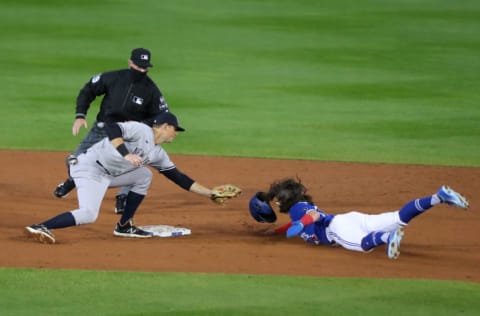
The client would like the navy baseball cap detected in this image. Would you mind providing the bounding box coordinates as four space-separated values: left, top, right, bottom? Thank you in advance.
130 48 153 68
152 112 185 131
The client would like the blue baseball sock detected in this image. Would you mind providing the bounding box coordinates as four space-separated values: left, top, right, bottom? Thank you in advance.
398 196 434 224
119 191 145 226
41 212 76 230
361 232 388 251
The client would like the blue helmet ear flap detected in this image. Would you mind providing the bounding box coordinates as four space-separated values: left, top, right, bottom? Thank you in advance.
249 192 277 223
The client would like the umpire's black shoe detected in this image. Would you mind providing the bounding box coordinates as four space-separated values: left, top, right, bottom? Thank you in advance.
113 221 153 238
54 178 76 198
114 194 128 214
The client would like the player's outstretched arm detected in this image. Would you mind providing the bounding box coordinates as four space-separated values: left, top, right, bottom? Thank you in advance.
159 168 241 204
189 182 213 197
286 211 319 238
190 182 242 205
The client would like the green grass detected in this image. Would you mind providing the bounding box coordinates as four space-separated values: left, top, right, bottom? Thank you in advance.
0 0 479 166
1 268 479 316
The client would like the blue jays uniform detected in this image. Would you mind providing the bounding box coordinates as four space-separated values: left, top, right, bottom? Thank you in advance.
289 201 403 252
279 183 469 258
289 202 335 245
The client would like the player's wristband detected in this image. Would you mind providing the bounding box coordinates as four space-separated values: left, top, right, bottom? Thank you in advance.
116 143 129 157
300 214 315 226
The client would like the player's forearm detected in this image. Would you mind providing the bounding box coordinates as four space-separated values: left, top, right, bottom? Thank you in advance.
161 168 195 191
306 210 321 221
276 211 319 234
110 137 124 148
109 138 130 157
274 222 293 233
189 182 213 198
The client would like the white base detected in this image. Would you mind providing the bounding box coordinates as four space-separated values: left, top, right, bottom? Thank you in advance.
139 225 191 237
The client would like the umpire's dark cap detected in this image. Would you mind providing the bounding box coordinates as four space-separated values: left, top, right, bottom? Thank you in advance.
152 112 185 131
130 48 153 68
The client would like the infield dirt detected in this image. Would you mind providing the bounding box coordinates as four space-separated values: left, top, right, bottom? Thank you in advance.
1 150 479 282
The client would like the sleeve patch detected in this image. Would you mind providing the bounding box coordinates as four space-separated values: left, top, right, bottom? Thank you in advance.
91 74 101 83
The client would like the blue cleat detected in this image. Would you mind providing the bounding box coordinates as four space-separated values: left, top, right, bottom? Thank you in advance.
386 227 404 260
437 185 469 209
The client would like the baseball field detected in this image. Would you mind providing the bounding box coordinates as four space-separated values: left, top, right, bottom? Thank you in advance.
1 0 479 315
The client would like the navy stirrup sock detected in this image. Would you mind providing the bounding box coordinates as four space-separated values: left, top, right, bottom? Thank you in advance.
361 232 386 251
399 196 434 224
119 191 145 225
41 212 76 230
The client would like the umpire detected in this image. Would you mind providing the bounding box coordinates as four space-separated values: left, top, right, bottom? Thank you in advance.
54 48 170 213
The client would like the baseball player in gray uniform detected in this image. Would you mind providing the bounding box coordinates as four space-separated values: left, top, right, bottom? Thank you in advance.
25 112 234 243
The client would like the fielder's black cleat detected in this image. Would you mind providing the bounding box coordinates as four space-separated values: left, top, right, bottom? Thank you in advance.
25 224 56 244
54 178 76 198
113 221 153 238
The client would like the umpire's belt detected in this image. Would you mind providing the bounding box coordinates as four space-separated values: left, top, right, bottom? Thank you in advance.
96 160 111 175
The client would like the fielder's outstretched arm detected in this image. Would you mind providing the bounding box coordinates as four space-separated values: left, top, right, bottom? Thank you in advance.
160 168 212 197
189 182 213 197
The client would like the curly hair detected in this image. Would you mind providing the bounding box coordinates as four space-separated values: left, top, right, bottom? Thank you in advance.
266 178 313 213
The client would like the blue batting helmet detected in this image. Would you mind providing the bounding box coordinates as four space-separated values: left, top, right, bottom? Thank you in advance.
249 192 277 223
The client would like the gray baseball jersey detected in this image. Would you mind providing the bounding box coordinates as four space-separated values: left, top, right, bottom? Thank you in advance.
91 121 174 176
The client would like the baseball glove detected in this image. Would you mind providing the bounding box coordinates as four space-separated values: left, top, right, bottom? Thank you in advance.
210 184 242 204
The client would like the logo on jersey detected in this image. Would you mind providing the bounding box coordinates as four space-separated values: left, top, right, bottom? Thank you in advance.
300 232 319 245
91 74 101 83
131 147 148 165
158 97 168 111
132 96 144 105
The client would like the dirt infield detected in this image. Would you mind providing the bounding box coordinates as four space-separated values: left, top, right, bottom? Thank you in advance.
1 150 479 282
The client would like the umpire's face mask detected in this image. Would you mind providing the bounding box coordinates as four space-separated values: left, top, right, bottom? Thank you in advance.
129 67 148 82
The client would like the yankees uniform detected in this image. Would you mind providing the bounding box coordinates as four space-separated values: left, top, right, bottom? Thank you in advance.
55 48 169 201
270 179 469 259
25 112 202 244
70 121 174 225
